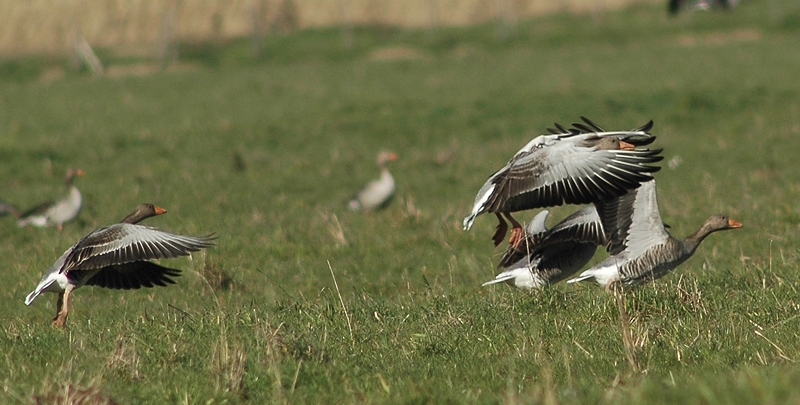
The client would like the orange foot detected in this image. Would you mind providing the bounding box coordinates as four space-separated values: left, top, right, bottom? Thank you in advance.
52 314 67 328
508 226 523 248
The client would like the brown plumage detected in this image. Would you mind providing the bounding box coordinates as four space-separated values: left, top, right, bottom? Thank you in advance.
25 203 215 327
464 117 662 247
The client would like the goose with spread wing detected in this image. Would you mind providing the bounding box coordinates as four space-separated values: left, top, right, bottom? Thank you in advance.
25 203 215 327
483 206 605 289
463 117 662 247
349 151 398 212
18 168 85 230
567 179 742 289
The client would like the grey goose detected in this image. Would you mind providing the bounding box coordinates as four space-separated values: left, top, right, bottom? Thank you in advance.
463 117 662 248
483 206 605 289
349 151 398 212
567 179 742 289
17 168 85 230
25 203 215 327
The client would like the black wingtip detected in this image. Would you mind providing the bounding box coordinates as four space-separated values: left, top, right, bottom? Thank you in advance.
579 116 605 132
634 120 654 133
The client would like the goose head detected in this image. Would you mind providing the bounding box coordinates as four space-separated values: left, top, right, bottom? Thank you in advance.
120 203 168 224
377 151 398 167
65 168 85 186
581 136 635 151
690 214 743 242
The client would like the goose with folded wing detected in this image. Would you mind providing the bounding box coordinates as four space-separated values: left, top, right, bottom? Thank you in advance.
349 151 398 212
18 168 85 230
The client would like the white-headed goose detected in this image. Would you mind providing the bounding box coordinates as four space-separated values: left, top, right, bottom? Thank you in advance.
348 151 398 212
18 168 85 230
25 203 215 327
567 179 742 289
463 117 662 247
483 206 605 289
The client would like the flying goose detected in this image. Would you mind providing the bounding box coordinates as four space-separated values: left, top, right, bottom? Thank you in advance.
348 151 398 212
483 206 605 289
567 179 742 289
25 203 215 327
463 117 663 247
17 168 85 230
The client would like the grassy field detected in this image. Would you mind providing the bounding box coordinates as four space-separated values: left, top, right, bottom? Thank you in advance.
2 1 800 403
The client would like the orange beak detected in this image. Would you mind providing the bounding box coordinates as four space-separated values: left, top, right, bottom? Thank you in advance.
386 152 398 161
75 169 86 176
728 218 743 229
619 141 635 151
154 206 168 215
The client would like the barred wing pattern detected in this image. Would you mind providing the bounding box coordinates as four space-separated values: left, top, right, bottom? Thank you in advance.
498 206 606 268
62 224 216 274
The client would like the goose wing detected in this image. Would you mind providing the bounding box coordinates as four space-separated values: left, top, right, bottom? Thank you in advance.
486 144 662 213
497 210 551 267
596 179 669 258
78 262 182 290
62 223 215 273
499 206 605 268
549 117 656 146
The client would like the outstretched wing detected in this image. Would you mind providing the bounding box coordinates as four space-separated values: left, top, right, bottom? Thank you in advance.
63 223 215 273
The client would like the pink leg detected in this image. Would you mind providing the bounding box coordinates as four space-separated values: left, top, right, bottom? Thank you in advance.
52 287 73 328
505 213 524 248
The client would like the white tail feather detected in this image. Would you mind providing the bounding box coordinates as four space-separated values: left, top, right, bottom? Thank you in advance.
481 273 516 287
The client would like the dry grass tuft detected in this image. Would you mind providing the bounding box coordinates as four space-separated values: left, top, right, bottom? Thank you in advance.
211 335 248 396
105 334 141 380
200 255 236 291
31 380 120 405
0 0 661 55
322 212 348 247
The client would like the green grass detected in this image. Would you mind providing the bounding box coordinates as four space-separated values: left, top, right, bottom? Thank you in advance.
2 1 800 403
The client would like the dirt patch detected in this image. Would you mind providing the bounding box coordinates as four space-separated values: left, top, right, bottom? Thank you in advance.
676 28 762 46
369 46 428 61
104 63 201 78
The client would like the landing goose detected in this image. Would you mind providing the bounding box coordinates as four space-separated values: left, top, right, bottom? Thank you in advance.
567 179 742 289
348 151 398 212
18 168 85 230
483 206 605 289
25 203 215 327
463 117 663 247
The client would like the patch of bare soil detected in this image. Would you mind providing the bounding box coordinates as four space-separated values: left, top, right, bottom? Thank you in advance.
368 46 429 61
676 28 762 46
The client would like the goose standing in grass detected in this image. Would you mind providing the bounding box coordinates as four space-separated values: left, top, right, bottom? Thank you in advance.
348 151 398 212
17 168 85 230
463 117 663 247
567 179 742 290
483 207 605 289
25 203 215 327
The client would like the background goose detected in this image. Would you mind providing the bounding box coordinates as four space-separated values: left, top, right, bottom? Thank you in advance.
17 168 85 230
483 206 605 289
463 117 662 247
24 203 215 327
348 151 398 212
0 199 20 218
567 179 742 289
